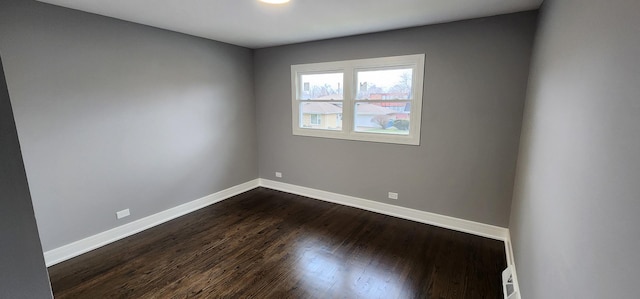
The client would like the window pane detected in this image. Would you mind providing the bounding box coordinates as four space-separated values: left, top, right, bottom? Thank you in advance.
300 102 343 130
354 102 410 135
356 68 412 100
300 73 343 100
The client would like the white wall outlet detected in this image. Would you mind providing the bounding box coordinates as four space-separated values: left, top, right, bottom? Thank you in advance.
275 172 283 178
116 208 130 219
388 192 398 200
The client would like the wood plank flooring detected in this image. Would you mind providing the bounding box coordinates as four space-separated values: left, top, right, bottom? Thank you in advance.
48 187 506 298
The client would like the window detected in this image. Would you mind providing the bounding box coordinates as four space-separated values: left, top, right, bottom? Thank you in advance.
310 114 321 125
291 54 425 145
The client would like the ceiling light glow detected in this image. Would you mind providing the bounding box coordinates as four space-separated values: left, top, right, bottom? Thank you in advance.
259 0 290 4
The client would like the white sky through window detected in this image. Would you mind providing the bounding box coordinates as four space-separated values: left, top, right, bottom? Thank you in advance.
300 69 412 91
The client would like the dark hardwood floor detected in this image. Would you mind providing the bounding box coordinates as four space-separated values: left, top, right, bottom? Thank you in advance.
48 187 506 298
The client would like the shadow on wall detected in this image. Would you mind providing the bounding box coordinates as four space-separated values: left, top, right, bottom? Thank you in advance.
0 55 53 298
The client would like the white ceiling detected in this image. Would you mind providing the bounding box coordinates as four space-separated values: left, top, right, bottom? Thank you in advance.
37 0 542 49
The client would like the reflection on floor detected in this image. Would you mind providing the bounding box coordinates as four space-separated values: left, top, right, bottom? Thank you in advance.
48 187 506 298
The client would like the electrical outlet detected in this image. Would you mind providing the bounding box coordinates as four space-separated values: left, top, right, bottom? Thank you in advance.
388 192 398 200
275 172 283 178
116 208 130 219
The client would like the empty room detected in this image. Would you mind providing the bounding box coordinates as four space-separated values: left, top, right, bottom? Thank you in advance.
1 0 638 298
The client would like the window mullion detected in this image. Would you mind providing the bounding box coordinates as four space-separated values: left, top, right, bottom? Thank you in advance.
342 67 354 136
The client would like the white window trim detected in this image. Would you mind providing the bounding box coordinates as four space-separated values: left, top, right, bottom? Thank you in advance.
291 54 425 145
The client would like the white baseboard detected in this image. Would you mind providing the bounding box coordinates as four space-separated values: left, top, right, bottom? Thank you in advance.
45 178 514 271
504 232 515 266
258 179 509 241
44 179 260 267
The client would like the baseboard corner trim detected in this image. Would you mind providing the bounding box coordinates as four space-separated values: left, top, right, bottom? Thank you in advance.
44 179 260 267
258 178 509 241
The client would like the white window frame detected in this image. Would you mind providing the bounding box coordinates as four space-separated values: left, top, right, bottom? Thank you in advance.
291 54 425 145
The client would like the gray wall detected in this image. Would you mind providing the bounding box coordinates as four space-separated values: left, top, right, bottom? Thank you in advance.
0 56 53 298
0 0 258 252
509 0 640 297
254 12 537 227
